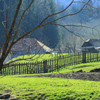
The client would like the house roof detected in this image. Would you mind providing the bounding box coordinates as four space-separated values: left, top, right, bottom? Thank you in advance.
81 39 100 49
11 38 53 52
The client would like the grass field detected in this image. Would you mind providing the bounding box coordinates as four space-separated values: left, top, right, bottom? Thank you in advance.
0 76 100 100
0 61 100 100
1 53 100 99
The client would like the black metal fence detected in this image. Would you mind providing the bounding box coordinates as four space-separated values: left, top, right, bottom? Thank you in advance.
0 52 100 75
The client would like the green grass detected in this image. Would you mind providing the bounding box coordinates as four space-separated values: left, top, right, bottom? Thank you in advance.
3 53 70 75
54 61 100 73
4 61 99 76
7 53 100 64
1 61 100 76
1 61 100 99
1 53 100 99
2 54 100 75
7 53 67 63
0 76 100 100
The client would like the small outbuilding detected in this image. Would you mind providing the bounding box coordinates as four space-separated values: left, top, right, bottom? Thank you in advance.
81 39 100 53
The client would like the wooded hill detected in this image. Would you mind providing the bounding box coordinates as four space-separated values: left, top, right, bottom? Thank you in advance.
0 0 100 51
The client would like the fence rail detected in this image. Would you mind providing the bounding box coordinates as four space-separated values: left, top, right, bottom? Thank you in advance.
0 52 100 75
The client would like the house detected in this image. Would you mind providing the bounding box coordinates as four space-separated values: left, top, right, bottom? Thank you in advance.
81 39 100 53
1 38 53 63
10 38 53 58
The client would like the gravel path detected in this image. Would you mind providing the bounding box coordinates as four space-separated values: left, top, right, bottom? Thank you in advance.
20 72 100 81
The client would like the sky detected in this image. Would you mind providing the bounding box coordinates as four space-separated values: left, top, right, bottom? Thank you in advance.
55 0 100 7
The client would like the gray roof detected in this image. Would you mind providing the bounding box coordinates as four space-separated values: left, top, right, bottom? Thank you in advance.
11 38 53 52
82 39 100 49
86 39 100 47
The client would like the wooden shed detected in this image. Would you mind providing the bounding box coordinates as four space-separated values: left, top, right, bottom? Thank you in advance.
81 39 100 53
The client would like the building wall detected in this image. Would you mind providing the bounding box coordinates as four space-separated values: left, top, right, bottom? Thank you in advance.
3 53 12 64
11 49 46 58
0 49 46 64
82 48 98 53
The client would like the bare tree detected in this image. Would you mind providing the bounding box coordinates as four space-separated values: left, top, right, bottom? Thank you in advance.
0 0 94 70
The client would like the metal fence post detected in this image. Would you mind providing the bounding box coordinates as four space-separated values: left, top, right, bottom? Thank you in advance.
0 69 2 75
97 52 98 61
57 58 58 70
19 63 20 74
43 60 48 73
82 51 86 63
27 63 28 74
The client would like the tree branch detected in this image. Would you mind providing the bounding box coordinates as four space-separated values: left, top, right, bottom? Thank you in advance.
1 0 22 62
39 0 74 25
12 0 35 42
12 0 91 50
1 21 7 37
41 0 91 26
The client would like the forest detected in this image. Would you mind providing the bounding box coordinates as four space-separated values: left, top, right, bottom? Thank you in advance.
0 0 100 53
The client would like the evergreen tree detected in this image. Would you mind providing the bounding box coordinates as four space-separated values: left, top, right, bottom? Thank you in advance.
0 0 60 48
19 0 60 48
41 0 60 48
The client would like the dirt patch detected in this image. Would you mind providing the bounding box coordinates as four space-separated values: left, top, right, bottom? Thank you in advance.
20 72 100 81
18 69 100 81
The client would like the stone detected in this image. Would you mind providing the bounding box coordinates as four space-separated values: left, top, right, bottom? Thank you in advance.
8 95 18 100
0 94 18 100
0 94 10 99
